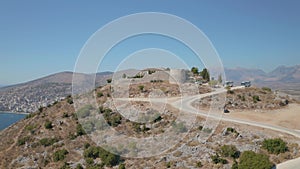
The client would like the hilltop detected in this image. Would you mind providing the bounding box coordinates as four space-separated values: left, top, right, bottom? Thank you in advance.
0 80 300 168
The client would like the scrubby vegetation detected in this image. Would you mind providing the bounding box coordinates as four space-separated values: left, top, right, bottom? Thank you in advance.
44 120 53 129
17 136 31 146
25 124 37 134
97 92 104 97
210 154 227 164
25 113 35 119
53 149 69 162
40 137 59 147
236 151 274 169
219 145 240 159
118 163 126 169
84 145 121 167
150 79 163 83
253 95 261 103
226 127 240 137
262 138 288 154
62 112 69 118
1 83 299 169
76 124 86 136
262 87 272 92
101 107 122 127
132 74 144 78
195 161 203 168
195 87 292 110
138 85 144 92
66 95 73 104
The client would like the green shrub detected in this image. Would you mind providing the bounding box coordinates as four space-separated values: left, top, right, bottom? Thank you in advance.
132 122 142 132
262 87 272 92
38 107 44 112
262 138 288 154
25 113 35 119
68 132 77 140
25 124 36 133
103 109 122 127
40 137 59 147
219 145 240 159
226 127 236 133
166 161 173 168
198 125 203 130
119 163 126 169
99 107 112 114
196 161 203 168
253 95 260 103
153 115 162 123
107 79 112 83
44 120 53 129
62 112 69 118
84 142 91 149
133 74 144 78
84 146 120 167
211 154 227 164
67 96 73 104
76 124 86 136
53 149 69 162
97 92 104 97
150 79 163 83
138 85 144 91
148 70 156 74
17 136 30 146
238 151 274 169
231 160 238 169
72 113 78 120
85 157 94 165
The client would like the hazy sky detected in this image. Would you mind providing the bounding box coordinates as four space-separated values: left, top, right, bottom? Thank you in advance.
1 1 300 85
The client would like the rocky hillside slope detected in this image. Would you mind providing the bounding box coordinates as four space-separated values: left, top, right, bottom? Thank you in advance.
0 85 299 169
193 87 296 111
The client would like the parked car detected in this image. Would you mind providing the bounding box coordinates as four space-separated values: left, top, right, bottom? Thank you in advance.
241 81 251 87
224 81 234 87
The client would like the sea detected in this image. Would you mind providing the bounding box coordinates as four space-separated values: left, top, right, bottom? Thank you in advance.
0 112 26 130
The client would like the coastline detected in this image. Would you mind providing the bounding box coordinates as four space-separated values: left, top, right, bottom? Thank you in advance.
0 112 27 131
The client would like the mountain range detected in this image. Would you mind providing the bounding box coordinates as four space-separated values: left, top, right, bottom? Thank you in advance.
0 71 113 113
225 65 300 100
225 65 300 88
0 65 299 113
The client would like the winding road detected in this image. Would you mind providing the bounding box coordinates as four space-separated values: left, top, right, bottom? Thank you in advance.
115 86 300 168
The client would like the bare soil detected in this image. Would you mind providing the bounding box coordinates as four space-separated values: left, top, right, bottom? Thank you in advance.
224 103 300 130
